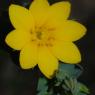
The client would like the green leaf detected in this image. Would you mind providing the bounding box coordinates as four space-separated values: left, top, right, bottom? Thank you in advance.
77 92 87 95
62 84 70 91
63 78 89 95
57 63 82 79
70 79 80 95
56 64 75 81
55 81 61 86
37 78 48 91
37 64 90 95
78 83 90 94
38 91 53 95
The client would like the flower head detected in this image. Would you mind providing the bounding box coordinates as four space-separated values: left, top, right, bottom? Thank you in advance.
5 0 86 78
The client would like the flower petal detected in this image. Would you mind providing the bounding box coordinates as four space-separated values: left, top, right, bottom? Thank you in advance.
38 46 58 79
47 1 70 22
9 4 34 31
50 41 81 64
20 42 37 69
29 0 49 26
5 30 31 50
51 20 86 41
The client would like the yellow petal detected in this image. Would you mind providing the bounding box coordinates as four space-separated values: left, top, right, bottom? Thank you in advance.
47 1 70 22
53 20 87 41
20 42 37 69
50 41 81 64
9 4 34 31
5 30 31 50
38 46 58 79
29 0 49 26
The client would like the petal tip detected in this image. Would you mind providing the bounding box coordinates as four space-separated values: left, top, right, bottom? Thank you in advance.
43 69 58 79
20 56 34 69
65 1 71 5
9 4 18 16
5 34 10 46
20 61 36 70
20 64 29 69
72 54 81 64
80 24 87 38
9 4 17 10
83 26 87 34
61 1 71 7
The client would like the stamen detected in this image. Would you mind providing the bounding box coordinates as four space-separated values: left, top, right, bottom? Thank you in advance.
31 39 36 41
38 43 43 47
30 31 33 34
46 43 53 47
36 31 42 40
47 28 55 31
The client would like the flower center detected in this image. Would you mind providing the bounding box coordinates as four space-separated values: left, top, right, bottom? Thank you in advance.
30 26 55 47
36 31 42 40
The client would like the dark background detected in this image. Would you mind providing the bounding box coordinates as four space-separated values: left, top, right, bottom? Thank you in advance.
0 0 95 95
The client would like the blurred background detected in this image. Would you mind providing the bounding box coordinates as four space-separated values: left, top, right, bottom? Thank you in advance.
0 0 95 95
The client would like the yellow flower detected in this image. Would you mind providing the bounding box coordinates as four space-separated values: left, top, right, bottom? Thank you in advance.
5 0 86 78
